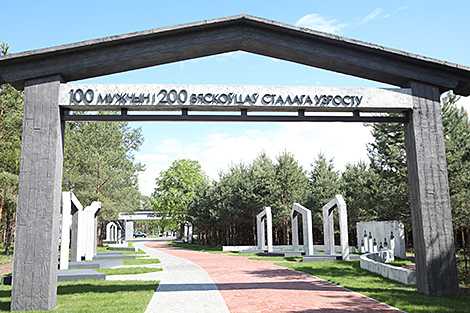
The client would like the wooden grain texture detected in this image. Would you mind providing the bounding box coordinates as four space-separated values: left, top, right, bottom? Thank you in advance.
11 76 64 311
404 80 459 296
0 15 469 95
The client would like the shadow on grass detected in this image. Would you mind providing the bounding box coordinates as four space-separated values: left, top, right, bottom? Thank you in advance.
280 260 470 313
0 281 158 312
57 281 157 295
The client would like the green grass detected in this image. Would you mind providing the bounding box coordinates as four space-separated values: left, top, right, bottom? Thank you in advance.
278 260 470 313
388 258 413 267
0 280 158 312
0 252 13 265
230 253 258 257
94 267 162 275
123 258 161 266
121 249 146 255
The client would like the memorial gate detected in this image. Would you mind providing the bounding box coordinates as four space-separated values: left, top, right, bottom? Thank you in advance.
1 15 470 310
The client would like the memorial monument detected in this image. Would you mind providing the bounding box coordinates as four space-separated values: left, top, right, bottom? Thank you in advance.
291 203 314 255
322 195 349 261
1 14 469 310
257 207 273 252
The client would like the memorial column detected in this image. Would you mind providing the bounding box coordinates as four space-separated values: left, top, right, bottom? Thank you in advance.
404 80 459 296
11 76 64 311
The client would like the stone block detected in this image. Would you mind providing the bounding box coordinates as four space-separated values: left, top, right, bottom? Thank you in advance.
58 269 105 281
92 254 136 260
68 260 123 269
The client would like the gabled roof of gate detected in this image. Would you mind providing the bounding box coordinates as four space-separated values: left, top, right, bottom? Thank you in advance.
1 14 470 95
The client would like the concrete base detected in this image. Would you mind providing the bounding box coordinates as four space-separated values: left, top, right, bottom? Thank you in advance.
258 251 285 257
68 260 124 269
360 253 416 285
58 269 105 281
283 251 305 257
2 270 105 285
1 276 12 285
239 249 263 254
93 254 136 260
108 246 137 252
303 254 361 262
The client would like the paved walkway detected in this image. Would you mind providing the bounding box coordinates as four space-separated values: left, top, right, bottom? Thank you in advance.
143 240 405 313
106 240 229 313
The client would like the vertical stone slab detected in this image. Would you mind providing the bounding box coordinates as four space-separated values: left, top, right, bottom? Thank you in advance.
125 220 134 241
292 203 313 255
70 199 84 263
257 216 265 250
337 196 350 261
292 214 299 252
84 202 100 261
11 76 63 311
256 207 273 252
404 81 459 296
266 207 273 253
322 206 334 255
59 193 72 270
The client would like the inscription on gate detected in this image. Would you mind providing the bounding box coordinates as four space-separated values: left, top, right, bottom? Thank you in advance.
59 84 413 112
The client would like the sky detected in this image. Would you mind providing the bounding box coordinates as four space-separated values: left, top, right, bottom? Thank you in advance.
3 1 470 196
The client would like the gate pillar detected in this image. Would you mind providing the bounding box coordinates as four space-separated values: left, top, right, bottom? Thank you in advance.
11 76 64 311
404 80 459 296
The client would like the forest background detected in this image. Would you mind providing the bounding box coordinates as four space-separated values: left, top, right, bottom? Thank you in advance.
2 35 469 255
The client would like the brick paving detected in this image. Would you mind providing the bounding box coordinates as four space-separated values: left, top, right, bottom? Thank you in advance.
145 240 404 313
109 241 229 313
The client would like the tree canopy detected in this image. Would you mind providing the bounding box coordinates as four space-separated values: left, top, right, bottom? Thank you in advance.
62 116 144 219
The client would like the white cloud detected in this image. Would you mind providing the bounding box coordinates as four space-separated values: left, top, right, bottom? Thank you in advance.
136 122 374 196
296 6 409 36
457 95 470 113
295 14 348 34
361 8 383 23
384 5 410 18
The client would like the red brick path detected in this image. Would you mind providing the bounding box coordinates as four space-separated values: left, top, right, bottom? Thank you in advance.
145 241 402 313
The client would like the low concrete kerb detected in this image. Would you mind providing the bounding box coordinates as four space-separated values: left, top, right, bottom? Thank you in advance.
360 252 416 285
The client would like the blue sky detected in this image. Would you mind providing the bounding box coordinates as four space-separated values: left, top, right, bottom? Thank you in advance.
3 1 470 195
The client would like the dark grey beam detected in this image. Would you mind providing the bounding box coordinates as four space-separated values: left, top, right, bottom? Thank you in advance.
61 110 409 123
404 81 459 296
1 15 469 95
11 76 64 311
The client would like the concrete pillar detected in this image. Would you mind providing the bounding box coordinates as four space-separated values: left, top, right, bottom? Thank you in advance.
404 81 459 296
256 207 273 252
257 217 265 250
60 193 72 270
125 220 134 241
292 203 313 255
11 76 64 311
266 207 273 253
60 192 83 269
70 200 84 262
292 214 299 252
184 221 193 243
84 202 100 261
322 195 349 261
322 204 335 255
337 196 349 261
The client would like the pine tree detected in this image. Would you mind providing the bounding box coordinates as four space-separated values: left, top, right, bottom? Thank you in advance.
62 117 144 219
0 42 24 254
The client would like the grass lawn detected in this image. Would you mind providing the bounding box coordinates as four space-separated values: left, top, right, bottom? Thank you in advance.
123 258 161 266
0 280 158 312
95 267 162 275
278 260 470 313
97 245 146 255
